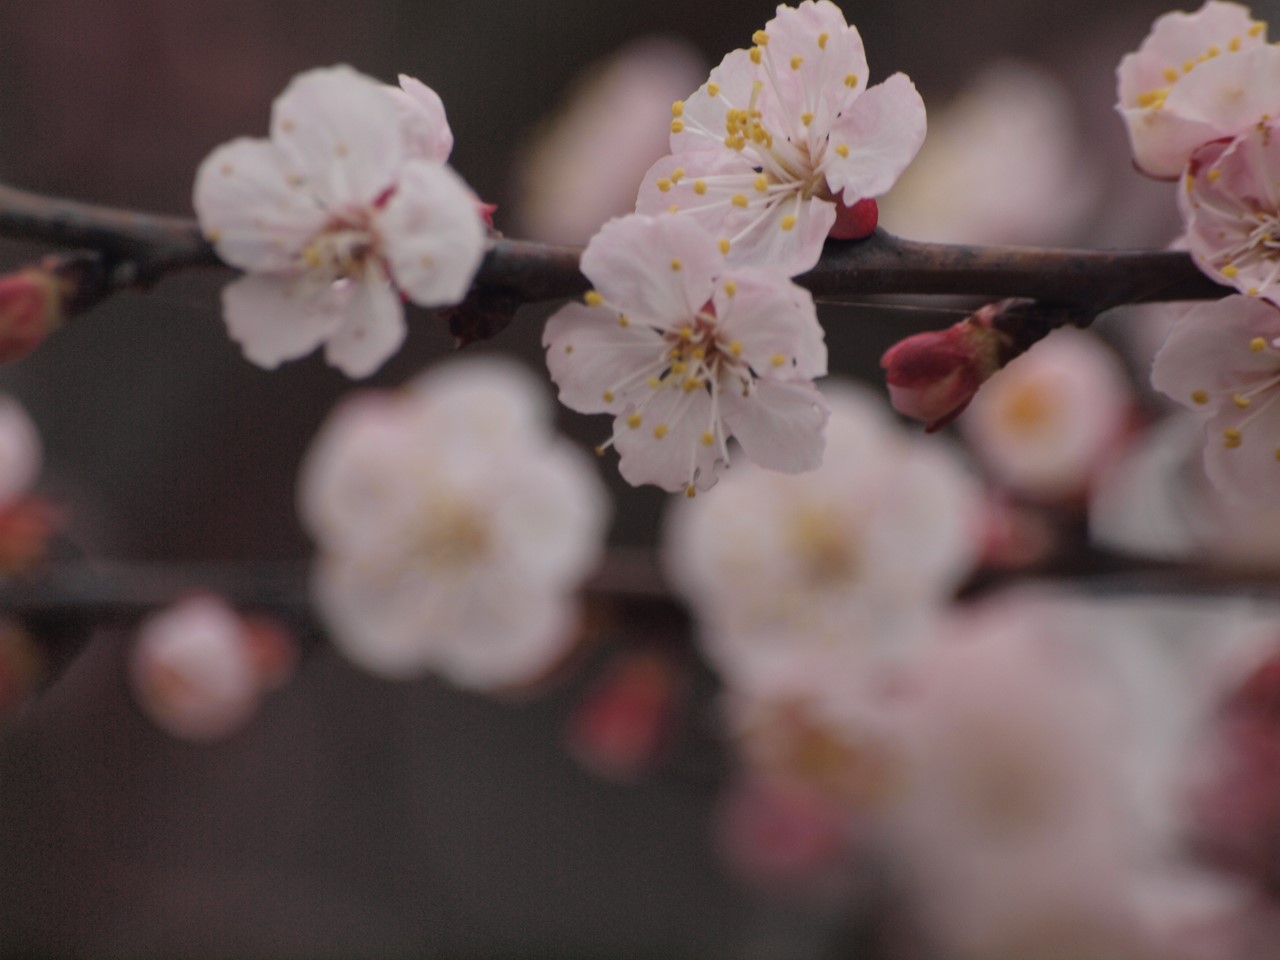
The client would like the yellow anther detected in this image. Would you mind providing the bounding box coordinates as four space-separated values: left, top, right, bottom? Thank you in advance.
685 485 697 498
670 119 685 134
753 29 769 45
729 341 743 356
657 177 673 193
1163 66 1180 83
593 445 606 457
1229 36 1242 52
1207 44 1221 57
1251 337 1267 352
694 179 707 195
564 344 574 354
1224 427 1243 448
1136 88 1169 109
701 431 715 446
653 424 669 439
627 413 643 429
671 361 688 376
671 100 685 118
791 55 804 70
646 376 662 389
1207 168 1222 183
725 280 737 297
679 326 694 341
1191 389 1209 405
1184 59 1196 73
670 258 682 272
683 378 700 392
835 144 849 158
691 347 705 360
844 73 858 88
817 32 829 49
771 353 787 367
1250 286 1261 296
206 228 223 243
671 167 685 183
754 174 769 192
1234 393 1252 408
732 193 749 208
718 238 731 254
1250 21 1265 38
801 112 814 126
1222 263 1239 277
707 82 720 97
780 214 798 231
668 204 679 214
602 390 616 403
750 47 763 64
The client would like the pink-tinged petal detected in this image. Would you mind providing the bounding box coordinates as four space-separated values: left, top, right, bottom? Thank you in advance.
614 385 722 493
323 269 406 378
713 271 827 379
222 273 344 369
379 160 486 307
1119 108 1224 181
0 398 41 507
580 214 720 324
193 138 327 272
760 0 868 135
388 74 454 164
823 73 927 201
543 301 661 415
722 377 829 473
723 191 835 277
1152 296 1280 407
269 65 403 208
1202 398 1280 503
636 148 755 225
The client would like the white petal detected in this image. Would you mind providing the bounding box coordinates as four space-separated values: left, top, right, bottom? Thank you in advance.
722 377 829 473
823 72 927 200
270 65 404 207
389 74 454 163
323 270 406 378
193 138 327 272
581 214 721 324
222 273 343 369
379 161 486 307
615 384 722 492
715 192 834 277
761 0 868 135
713 270 827 378
0 397 41 506
543 301 663 414
1151 296 1280 406
1203 400 1280 503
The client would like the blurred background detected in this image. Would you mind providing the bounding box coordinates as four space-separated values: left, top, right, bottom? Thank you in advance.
0 0 1267 957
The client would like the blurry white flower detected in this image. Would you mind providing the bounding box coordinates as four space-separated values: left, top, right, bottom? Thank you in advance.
299 358 610 689
516 38 707 245
960 328 1132 500
879 61 1097 246
194 65 486 377
663 384 980 695
0 395 40 507
129 595 263 742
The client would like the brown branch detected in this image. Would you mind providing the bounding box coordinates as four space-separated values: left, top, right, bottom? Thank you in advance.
0 181 1231 332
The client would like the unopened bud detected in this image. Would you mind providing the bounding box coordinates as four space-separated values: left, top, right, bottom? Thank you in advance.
828 194 878 240
0 267 63 363
880 302 1009 431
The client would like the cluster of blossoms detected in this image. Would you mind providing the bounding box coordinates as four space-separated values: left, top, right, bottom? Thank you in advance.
544 0 926 493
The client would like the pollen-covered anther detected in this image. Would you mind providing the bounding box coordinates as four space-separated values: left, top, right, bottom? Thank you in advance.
694 180 707 196
817 32 829 49
801 112 813 126
1224 427 1244 449
602 390 616 403
1251 337 1268 352
844 73 858 88
653 424 669 439
700 431 715 446
835 144 849 157
729 341 743 357
750 48 763 65
780 214 798 231
732 194 749 208
1222 263 1238 277
670 258 682 272
770 353 787 367
657 178 673 193
791 56 804 70
671 168 686 184
1208 169 1222 183
753 29 769 46
671 100 685 118
1234 393 1252 408
671 119 685 134
754 175 769 192
585 290 604 307
617 315 630 328
685 485 697 498
627 413 643 429
1250 20 1266 37
706 82 720 97
718 238 731 254
1192 389 1210 404
724 281 737 297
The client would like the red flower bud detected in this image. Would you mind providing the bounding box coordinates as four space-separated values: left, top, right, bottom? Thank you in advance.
0 268 63 363
828 195 878 240
880 303 1008 431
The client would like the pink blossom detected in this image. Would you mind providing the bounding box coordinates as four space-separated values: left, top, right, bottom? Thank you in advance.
299 358 610 688
959 328 1133 500
386 73 454 165
1151 294 1280 503
194 65 486 377
0 267 64 363
0 396 41 509
1117 2 1272 179
635 1 925 276
544 214 829 495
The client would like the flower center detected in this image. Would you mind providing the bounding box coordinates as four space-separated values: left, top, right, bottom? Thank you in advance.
300 212 379 283
415 496 490 571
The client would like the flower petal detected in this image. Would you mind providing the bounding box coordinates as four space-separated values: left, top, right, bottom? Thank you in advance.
222 273 344 369
1203 397 1280 503
614 384 722 493
543 301 663 415
270 65 404 208
1151 295 1280 407
823 72 927 201
380 160 486 307
193 138 327 272
323 269 406 378
389 74 454 163
713 270 827 378
722 377 829 473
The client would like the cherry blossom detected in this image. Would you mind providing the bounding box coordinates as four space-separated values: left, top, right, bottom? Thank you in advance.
299 358 609 689
1117 1 1272 179
635 1 926 276
1151 294 1280 503
194 65 486 377
544 213 829 495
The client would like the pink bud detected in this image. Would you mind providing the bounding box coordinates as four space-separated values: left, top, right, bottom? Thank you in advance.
880 303 1007 431
828 195 878 240
0 268 62 363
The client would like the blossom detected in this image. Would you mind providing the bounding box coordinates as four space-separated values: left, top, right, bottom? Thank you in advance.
1151 294 1280 503
194 65 486 377
544 214 829 495
959 328 1132 500
299 358 609 689
635 0 925 276
1117 2 1273 179
0 267 64 363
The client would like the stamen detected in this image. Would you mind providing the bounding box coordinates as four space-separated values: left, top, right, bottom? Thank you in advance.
1191 389 1209 404
627 413 643 429
1224 427 1243 448
706 82 720 97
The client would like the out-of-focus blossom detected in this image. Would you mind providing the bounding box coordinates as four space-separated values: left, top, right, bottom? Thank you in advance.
880 301 1008 431
544 214 828 495
664 385 979 693
0 395 60 574
0 395 42 507
565 650 685 782
1117 2 1271 179
1180 123 1280 303
0 267 65 363
1151 295 1280 503
194 65 486 377
386 74 454 165
959 328 1132 500
129 595 266 741
879 61 1096 246
300 358 609 689
635 1 925 276
516 38 707 246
